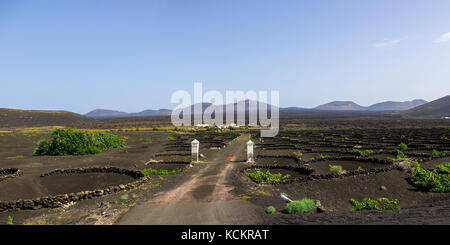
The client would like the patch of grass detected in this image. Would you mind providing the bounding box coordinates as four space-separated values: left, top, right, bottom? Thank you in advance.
237 194 251 200
329 164 344 175
265 206 276 214
341 137 350 142
33 128 124 156
357 166 364 171
254 189 270 196
350 197 400 211
410 163 450 193
245 168 291 183
437 163 450 173
318 153 328 159
7 216 13 225
120 194 129 200
141 168 182 176
387 150 408 162
284 198 316 214
167 136 177 140
7 155 24 159
353 149 374 156
432 149 449 157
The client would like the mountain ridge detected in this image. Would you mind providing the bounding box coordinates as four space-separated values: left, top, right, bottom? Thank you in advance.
85 99 428 118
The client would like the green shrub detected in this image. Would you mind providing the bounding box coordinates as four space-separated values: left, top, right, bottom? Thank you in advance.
7 216 13 225
265 206 276 214
432 149 449 157
205 125 219 132
380 185 387 191
284 198 316 214
398 142 408 151
33 128 124 156
245 168 291 183
387 150 408 162
329 164 344 174
353 149 374 156
437 163 450 173
357 166 364 171
410 163 449 193
350 197 400 211
318 153 328 159
141 168 182 176
167 136 177 140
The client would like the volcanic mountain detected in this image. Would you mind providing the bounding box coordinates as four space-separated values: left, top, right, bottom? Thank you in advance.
315 101 366 111
402 95 450 117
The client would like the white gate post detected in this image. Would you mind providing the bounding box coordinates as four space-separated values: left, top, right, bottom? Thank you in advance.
247 140 254 163
191 139 199 162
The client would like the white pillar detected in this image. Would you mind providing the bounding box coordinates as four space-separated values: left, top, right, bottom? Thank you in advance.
191 139 199 162
247 140 254 163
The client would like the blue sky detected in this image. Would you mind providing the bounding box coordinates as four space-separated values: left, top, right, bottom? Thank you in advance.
0 0 449 114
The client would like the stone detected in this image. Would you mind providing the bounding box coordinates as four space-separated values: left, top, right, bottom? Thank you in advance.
315 200 327 213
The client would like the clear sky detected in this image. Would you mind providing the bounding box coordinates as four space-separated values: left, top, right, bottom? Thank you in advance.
1 0 449 114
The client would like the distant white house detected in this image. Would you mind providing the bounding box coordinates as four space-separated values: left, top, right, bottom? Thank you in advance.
195 123 240 129
218 123 238 129
195 124 210 128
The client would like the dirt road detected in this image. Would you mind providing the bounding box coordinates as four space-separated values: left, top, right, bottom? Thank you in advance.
116 134 264 225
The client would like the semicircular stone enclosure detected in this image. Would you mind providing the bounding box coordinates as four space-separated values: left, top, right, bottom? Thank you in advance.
0 168 21 182
242 126 450 213
0 167 148 211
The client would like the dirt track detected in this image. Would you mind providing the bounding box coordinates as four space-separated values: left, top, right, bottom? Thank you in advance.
117 134 265 225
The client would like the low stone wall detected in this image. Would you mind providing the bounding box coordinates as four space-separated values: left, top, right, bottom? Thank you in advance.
306 156 392 164
155 152 190 156
245 165 314 175
0 168 21 182
255 154 301 163
0 167 149 212
145 160 191 165
261 165 402 185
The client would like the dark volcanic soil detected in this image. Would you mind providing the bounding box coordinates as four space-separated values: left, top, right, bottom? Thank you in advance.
0 114 449 225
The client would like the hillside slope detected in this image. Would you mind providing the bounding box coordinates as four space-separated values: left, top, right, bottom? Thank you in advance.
402 95 450 117
0 108 94 127
368 99 427 111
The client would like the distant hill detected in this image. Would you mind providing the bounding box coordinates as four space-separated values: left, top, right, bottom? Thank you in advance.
85 108 171 118
85 109 128 118
402 95 450 117
315 101 366 111
367 99 427 111
130 109 172 117
0 108 93 127
315 99 427 111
